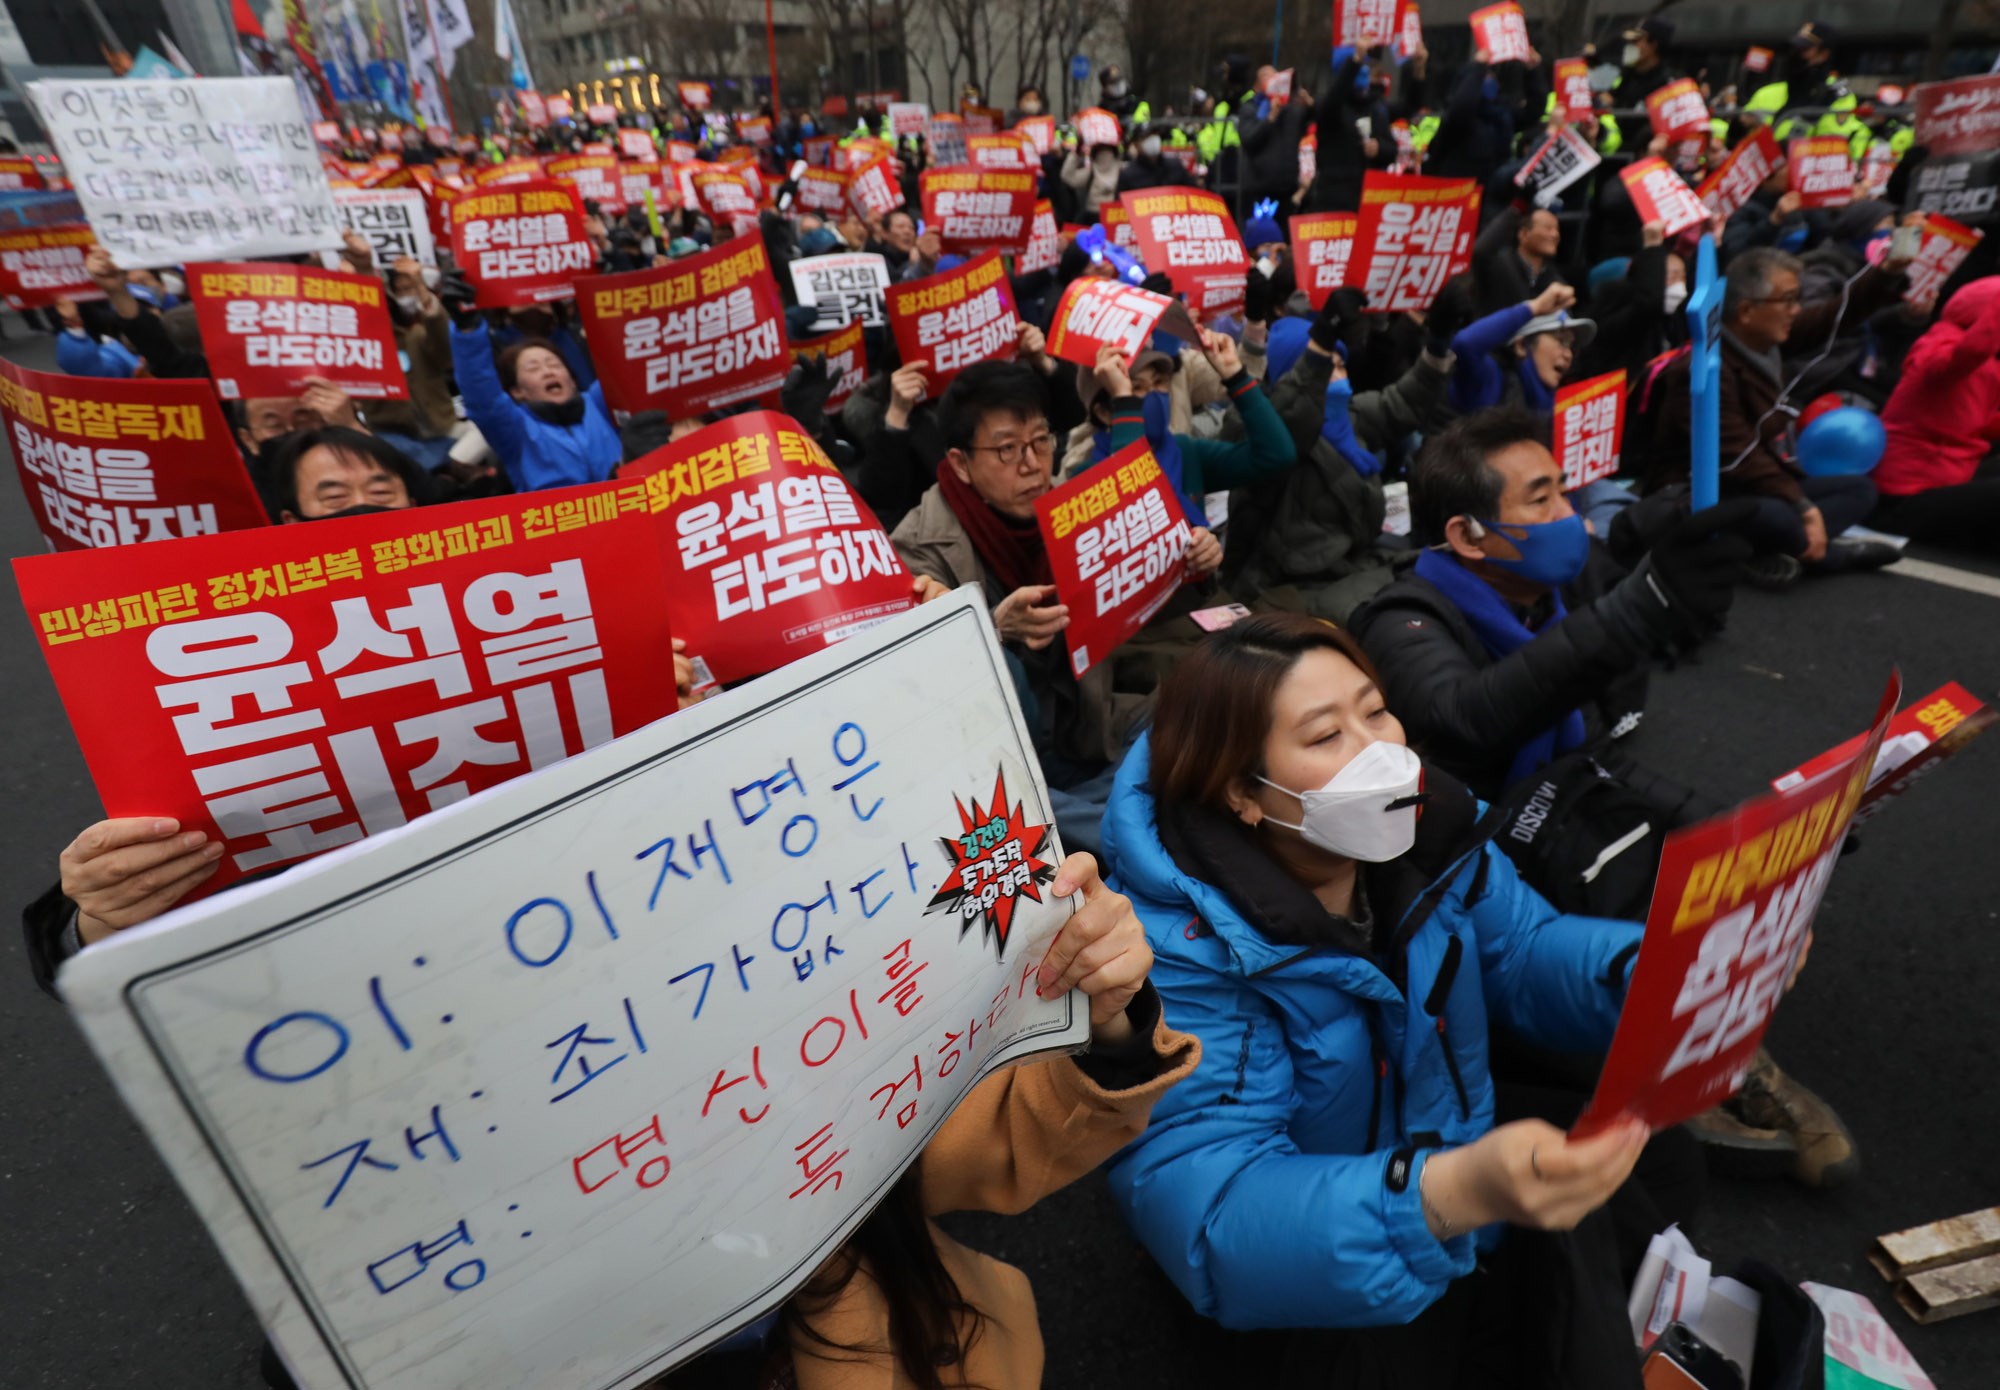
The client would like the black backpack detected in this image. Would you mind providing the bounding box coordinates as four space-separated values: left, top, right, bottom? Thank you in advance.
1489 753 1668 920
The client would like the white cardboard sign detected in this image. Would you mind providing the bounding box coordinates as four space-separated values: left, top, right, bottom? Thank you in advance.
322 186 439 270
28 76 344 267
789 251 892 331
59 589 1088 1390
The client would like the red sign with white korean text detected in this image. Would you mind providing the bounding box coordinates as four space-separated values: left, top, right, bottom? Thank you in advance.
677 81 711 110
795 166 850 216
575 238 789 417
1333 0 1399 48
1647 78 1710 142
1100 199 1137 251
0 362 267 555
1861 141 1898 198
618 412 913 682
1468 1 1530 64
1621 157 1708 236
13 483 680 898
1696 127 1781 220
967 133 1036 169
586 103 617 125
1035 440 1193 677
1290 211 1358 309
740 116 773 147
1015 116 1056 156
449 180 594 307
1301 130 1318 184
1019 201 1060 273
1575 674 1901 1138
1790 137 1854 209
847 157 904 220
1044 277 1200 368
0 224 99 309
920 165 1038 255
619 163 672 218
1075 108 1122 151
547 95 574 120
1771 682 1994 827
886 251 1021 397
312 120 342 144
1553 370 1625 491
188 262 406 402
619 128 656 160
0 157 47 190
546 154 625 214
838 138 896 174
1555 58 1592 117
1266 70 1294 104
1351 171 1479 312
667 140 697 165
1743 46 1772 74
475 156 546 186
1127 186 1249 319
1396 0 1422 59
691 166 761 234
962 102 1004 134
792 319 866 416
1903 215 1984 305
1913 74 2000 158
518 91 547 127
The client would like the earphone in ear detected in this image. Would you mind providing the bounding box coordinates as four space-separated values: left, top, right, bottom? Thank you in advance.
1464 518 1487 540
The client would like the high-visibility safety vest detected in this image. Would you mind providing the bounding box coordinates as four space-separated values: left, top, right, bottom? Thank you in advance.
1196 98 1244 162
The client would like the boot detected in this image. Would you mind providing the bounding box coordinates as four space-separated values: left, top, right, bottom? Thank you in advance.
1729 1048 1860 1189
1683 1104 1796 1180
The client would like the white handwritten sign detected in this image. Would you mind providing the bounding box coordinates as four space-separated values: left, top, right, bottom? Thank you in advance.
59 589 1089 1389
322 186 438 270
27 76 343 267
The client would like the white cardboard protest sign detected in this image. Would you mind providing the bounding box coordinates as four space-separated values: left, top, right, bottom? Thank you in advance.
59 589 1090 1390
28 76 343 267
322 186 439 270
790 251 892 331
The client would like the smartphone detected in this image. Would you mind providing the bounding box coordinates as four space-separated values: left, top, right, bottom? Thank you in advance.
1890 222 1923 260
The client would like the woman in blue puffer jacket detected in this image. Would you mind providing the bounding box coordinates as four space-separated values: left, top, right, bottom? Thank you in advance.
449 319 622 492
1100 612 1660 1385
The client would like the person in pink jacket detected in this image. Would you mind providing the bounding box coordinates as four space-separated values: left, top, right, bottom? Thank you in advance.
1871 276 2000 551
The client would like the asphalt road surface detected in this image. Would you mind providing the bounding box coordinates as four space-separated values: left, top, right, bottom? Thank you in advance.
2 319 1996 1388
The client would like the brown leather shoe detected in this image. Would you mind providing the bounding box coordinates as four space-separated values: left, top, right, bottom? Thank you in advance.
1683 1102 1796 1179
1730 1048 1860 1189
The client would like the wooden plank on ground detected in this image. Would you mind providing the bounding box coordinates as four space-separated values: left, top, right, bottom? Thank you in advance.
1870 1207 2000 1281
1896 1253 2000 1324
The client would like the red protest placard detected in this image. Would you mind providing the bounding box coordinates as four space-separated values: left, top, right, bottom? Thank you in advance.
795 166 850 216
1019 201 1061 273
546 153 625 214
1395 0 1422 59
1553 370 1625 490
1621 157 1708 236
920 165 1038 255
574 238 789 416
886 250 1021 396
585 103 617 125
618 412 913 682
1790 137 1854 209
1126 186 1250 320
451 180 594 308
474 156 545 186
1647 78 1711 142
1575 674 1901 1139
1743 45 1772 74
0 362 267 554
847 157 904 220
1016 116 1056 156
1468 2 1530 63
546 95 574 120
666 139 697 165
0 224 100 309
1036 440 1194 678
791 319 866 416
690 166 761 233
1771 682 1994 827
1903 215 1984 304
1696 126 1781 220
967 132 1036 169
188 262 407 403
618 128 656 160
1333 0 1399 47
518 92 548 127
961 102 1004 134
1350 171 1480 312
0 157 47 190
1913 74 2000 157
1554 58 1592 117
14 484 678 899
1075 108 1122 150
677 81 710 110
618 162 672 219
1100 198 1137 251
1290 211 1358 309
1300 130 1318 184
739 116 773 147
312 120 342 144
1044 277 1201 368
838 137 896 174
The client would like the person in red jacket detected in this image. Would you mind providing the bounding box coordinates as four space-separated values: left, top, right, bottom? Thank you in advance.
1871 276 2000 552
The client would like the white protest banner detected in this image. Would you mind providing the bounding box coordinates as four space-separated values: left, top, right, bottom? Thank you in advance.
1513 125 1600 209
58 586 1090 1390
790 251 892 331
28 76 343 267
322 186 438 269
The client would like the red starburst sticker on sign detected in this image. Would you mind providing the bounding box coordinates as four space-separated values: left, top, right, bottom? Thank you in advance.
926 768 1057 956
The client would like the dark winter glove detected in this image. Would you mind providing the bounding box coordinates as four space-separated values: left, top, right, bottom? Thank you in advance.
1244 267 1274 325
1311 286 1368 351
435 270 482 328
1633 498 1759 636
781 352 839 424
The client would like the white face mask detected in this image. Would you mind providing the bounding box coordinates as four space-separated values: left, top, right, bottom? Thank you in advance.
1106 80 1129 99
159 272 186 299
1622 43 1642 67
1140 135 1162 158
1663 281 1689 315
1257 740 1424 862
394 293 424 316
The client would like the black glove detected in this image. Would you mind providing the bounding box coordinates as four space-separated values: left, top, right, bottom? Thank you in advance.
1312 286 1368 351
434 271 482 328
1141 270 1175 298
781 352 839 424
1243 267 1273 325
1643 498 1760 631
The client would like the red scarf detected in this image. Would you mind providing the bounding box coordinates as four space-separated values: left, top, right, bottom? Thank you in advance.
935 460 1053 592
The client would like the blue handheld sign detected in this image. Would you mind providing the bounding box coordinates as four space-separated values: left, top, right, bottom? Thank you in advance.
1685 232 1723 512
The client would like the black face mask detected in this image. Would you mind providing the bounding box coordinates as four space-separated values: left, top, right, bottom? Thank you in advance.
308 503 399 523
527 396 587 427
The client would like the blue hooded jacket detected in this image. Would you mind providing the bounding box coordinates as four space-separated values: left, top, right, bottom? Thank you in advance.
450 322 623 493
56 330 142 379
1100 735 1638 1330
1449 302 1555 412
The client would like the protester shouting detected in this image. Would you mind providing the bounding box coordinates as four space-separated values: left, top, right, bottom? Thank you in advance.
447 308 622 492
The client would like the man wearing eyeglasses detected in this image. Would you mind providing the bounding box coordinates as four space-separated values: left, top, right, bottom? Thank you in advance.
1640 245 1911 589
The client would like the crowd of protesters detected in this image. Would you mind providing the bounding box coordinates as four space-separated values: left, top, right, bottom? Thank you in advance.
19 16 2000 1389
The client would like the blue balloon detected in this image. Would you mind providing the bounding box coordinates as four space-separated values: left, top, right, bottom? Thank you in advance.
1797 407 1885 476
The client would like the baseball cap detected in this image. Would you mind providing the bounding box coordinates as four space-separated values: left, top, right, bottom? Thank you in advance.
1622 16 1674 45
1510 309 1596 350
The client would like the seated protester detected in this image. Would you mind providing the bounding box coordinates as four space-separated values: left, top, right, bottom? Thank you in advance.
1640 246 1908 587
1719 164 1807 263
1870 275 2000 553
890 362 1153 796
1115 125 1195 194
1448 282 1586 414
1796 199 1897 307
266 426 428 522
1570 220 1689 391
780 854 1197 1390
1099 614 1681 1382
1471 205 1568 318
447 316 623 492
